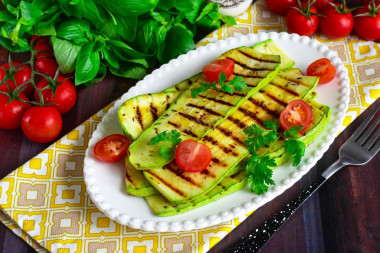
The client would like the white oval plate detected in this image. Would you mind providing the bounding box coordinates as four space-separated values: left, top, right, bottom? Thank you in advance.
84 32 349 232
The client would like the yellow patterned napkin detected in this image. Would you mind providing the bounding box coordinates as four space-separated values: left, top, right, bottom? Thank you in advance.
0 1 379 252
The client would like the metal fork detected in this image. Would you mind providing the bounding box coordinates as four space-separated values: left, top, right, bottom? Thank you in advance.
225 101 380 253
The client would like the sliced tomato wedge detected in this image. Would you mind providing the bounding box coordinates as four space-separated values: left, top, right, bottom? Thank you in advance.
306 58 336 84
94 134 130 162
202 58 235 83
280 100 313 133
175 139 212 172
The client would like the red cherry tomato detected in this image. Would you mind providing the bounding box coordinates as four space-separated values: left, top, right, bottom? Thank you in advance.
354 6 380 41
286 4 319 36
320 5 354 38
301 0 333 11
21 106 62 143
280 100 313 133
35 57 59 78
202 59 235 83
32 36 54 58
0 62 33 96
361 0 380 6
307 58 336 84
265 0 296 15
34 76 77 114
175 139 212 172
94 134 130 162
0 93 30 130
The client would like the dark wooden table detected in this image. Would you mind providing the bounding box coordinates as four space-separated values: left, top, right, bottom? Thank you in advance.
1 10 380 253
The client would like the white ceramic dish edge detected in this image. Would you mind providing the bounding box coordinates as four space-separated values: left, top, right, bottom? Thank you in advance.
83 32 350 232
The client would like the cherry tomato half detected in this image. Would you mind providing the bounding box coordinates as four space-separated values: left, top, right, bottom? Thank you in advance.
94 134 130 162
202 59 235 83
306 58 336 84
280 100 313 133
175 139 212 172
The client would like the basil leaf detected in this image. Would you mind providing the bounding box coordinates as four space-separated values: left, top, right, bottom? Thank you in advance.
57 19 91 41
20 1 44 25
113 13 137 42
51 36 81 74
157 0 176 11
0 36 29 53
196 14 221 30
31 23 56 36
75 42 100 85
175 0 204 23
109 61 147 80
108 40 149 59
195 2 218 22
158 26 195 64
0 10 15 22
68 0 103 23
222 15 237 26
94 0 158 16
102 47 119 69
83 63 106 87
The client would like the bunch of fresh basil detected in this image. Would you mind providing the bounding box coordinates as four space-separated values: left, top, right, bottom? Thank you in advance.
0 0 236 86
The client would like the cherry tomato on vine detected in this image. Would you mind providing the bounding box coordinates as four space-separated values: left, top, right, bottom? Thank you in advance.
35 57 59 78
301 0 333 11
34 76 77 114
175 139 212 172
286 3 319 36
94 134 130 162
0 93 30 130
265 0 296 15
280 100 313 133
320 2 354 38
354 5 380 41
21 106 62 143
203 59 235 83
0 62 33 96
307 58 336 84
361 0 380 6
32 36 54 58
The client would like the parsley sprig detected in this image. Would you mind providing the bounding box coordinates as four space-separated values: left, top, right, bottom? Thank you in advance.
149 130 182 159
191 72 247 98
244 120 307 195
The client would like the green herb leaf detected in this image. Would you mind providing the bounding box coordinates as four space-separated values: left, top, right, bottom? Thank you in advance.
191 82 216 98
51 36 81 74
94 0 159 16
226 75 246 92
284 139 306 166
247 155 276 195
244 124 278 155
56 18 91 41
75 42 100 85
263 119 279 131
221 15 236 26
284 125 303 139
149 130 182 159
174 0 203 23
20 1 44 25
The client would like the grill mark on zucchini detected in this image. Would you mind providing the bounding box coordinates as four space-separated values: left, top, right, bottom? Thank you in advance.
165 163 202 187
226 57 273 71
237 107 265 127
211 88 245 97
248 97 280 118
178 112 210 127
135 106 144 129
211 157 228 167
237 49 281 63
168 121 198 138
228 116 247 129
270 82 300 97
260 91 288 107
186 103 224 117
198 95 234 106
145 171 187 197
203 136 239 157
165 95 171 110
279 76 309 87
125 170 136 188
200 169 216 178
234 72 267 79
216 126 245 146
150 103 158 121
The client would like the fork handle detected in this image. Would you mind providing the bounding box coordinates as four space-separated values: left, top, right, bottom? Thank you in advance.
225 176 326 253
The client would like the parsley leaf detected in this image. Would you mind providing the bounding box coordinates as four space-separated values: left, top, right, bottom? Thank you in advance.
284 139 306 166
246 155 276 195
149 129 182 159
191 72 247 98
284 125 303 139
244 119 307 195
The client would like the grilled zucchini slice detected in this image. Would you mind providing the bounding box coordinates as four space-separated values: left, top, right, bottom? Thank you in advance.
129 46 281 170
144 69 319 203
